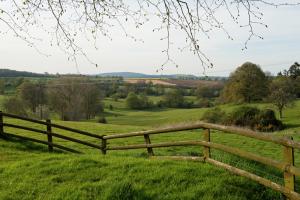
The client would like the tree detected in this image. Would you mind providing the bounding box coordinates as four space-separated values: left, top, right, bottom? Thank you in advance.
47 77 103 121
278 62 300 97
221 62 269 103
81 84 104 120
2 96 27 117
125 92 153 110
0 1 298 70
269 77 296 118
18 81 46 117
287 62 300 97
0 80 5 95
195 84 223 99
126 92 141 109
163 89 186 108
287 62 300 79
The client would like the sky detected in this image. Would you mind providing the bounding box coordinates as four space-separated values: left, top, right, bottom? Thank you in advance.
0 3 299 76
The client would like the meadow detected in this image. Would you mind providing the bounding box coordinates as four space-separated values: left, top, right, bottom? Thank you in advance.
0 96 300 200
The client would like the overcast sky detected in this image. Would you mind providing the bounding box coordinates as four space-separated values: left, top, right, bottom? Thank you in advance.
0 5 299 76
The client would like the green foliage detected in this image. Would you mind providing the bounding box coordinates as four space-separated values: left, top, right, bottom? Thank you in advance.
111 93 119 101
195 98 212 108
278 62 300 98
18 81 46 113
195 84 223 99
163 89 184 108
226 106 261 128
97 116 107 124
2 96 27 116
162 89 193 108
0 79 5 95
226 106 283 132
201 107 226 123
268 76 296 118
202 106 283 132
221 62 268 103
125 92 153 110
47 77 104 121
255 109 284 132
280 62 300 79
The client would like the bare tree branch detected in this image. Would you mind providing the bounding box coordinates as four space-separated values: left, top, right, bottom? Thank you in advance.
0 0 299 73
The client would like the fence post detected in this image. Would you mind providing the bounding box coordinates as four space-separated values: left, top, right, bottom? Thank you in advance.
203 128 211 160
144 134 154 156
283 136 295 196
0 111 3 138
101 136 107 155
46 119 53 152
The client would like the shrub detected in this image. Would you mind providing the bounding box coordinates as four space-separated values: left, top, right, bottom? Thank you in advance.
162 89 193 108
163 89 185 108
225 106 260 128
201 107 226 124
125 92 153 110
255 109 283 131
196 98 212 108
2 96 27 117
226 106 283 132
97 116 107 124
202 106 284 132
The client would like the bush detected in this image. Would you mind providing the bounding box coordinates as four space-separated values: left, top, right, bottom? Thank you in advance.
202 106 284 132
255 109 284 131
97 116 107 124
201 107 226 123
196 98 212 108
226 106 260 128
162 89 193 108
163 89 184 108
2 96 27 117
125 92 153 110
226 106 283 132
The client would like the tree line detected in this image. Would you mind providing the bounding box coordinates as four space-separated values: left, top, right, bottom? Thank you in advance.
3 77 104 121
220 62 300 118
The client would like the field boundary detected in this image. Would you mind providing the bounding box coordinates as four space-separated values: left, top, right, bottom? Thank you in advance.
1 111 300 199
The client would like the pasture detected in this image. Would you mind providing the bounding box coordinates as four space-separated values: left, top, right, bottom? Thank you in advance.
0 98 300 199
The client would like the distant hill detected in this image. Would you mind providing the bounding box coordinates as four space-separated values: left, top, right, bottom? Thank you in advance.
0 69 50 77
97 72 153 78
97 72 227 80
97 72 201 79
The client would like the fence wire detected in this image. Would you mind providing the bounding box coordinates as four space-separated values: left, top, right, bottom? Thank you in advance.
210 150 300 192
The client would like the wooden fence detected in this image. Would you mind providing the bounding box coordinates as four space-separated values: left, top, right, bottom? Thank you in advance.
1 111 300 199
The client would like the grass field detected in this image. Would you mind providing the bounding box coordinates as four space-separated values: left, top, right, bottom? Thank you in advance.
0 98 300 199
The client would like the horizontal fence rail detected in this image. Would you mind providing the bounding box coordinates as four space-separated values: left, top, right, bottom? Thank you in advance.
0 112 103 154
1 111 300 199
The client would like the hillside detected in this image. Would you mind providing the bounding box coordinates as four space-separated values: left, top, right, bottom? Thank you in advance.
97 72 212 79
0 69 50 77
1 100 300 199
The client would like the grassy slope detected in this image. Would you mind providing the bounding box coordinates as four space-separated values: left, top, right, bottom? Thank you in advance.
1 98 300 199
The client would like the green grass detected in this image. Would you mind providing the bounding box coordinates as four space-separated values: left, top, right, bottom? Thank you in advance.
1 99 300 199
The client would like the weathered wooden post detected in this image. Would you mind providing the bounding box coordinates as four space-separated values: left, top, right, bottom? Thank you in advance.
283 136 295 198
101 136 107 155
203 128 211 160
46 119 53 152
0 111 3 138
144 134 154 156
